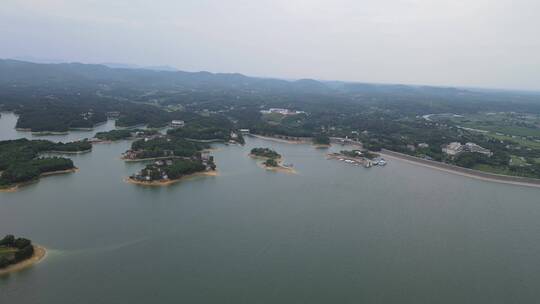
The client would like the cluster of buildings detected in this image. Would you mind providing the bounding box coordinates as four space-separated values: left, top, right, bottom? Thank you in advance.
329 150 387 168
260 108 306 116
131 159 173 182
442 142 493 157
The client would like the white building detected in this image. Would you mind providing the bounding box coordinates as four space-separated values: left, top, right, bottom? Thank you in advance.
442 142 464 156
171 120 185 127
442 142 492 157
260 108 306 115
464 142 493 157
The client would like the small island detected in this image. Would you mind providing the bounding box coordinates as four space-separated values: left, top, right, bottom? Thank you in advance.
127 154 217 186
93 129 159 142
0 139 87 191
121 136 209 161
0 235 46 276
327 149 386 167
249 147 296 174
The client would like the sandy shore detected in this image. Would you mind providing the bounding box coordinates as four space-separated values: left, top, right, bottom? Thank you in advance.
0 245 47 276
0 168 79 192
125 170 219 187
257 162 297 174
379 150 540 188
313 144 331 149
249 154 297 174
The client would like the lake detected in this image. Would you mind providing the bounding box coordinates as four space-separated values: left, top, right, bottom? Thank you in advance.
1 112 540 303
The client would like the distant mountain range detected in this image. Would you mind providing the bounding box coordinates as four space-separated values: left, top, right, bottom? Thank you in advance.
1 58 539 102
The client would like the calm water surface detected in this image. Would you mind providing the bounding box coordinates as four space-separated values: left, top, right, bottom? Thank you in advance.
1 112 540 303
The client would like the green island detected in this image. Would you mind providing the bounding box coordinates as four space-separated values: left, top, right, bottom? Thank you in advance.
0 139 88 191
0 234 46 275
94 129 159 141
127 156 217 186
250 147 281 159
166 116 245 144
250 147 296 173
122 136 209 161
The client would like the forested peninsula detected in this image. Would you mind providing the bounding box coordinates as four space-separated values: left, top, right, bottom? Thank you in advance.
0 139 88 190
0 234 46 275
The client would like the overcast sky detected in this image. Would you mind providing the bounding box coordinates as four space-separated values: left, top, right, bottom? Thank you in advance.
1 0 539 90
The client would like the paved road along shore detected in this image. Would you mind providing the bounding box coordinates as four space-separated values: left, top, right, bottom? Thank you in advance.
379 149 540 188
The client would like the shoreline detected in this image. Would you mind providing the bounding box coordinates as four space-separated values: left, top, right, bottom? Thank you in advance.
124 170 219 187
250 134 311 144
249 154 297 174
258 162 297 174
379 150 540 188
121 156 184 162
0 245 47 276
31 131 69 136
43 149 92 155
251 135 540 188
0 168 79 192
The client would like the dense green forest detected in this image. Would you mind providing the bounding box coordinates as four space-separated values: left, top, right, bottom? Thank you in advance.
131 158 214 182
95 129 135 140
250 148 281 159
0 139 84 187
313 134 330 145
164 159 207 180
167 115 244 144
128 137 207 159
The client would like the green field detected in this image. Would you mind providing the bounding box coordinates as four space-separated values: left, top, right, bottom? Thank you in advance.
449 113 540 138
261 113 285 124
0 247 17 255
510 155 527 166
473 164 513 175
486 133 540 149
